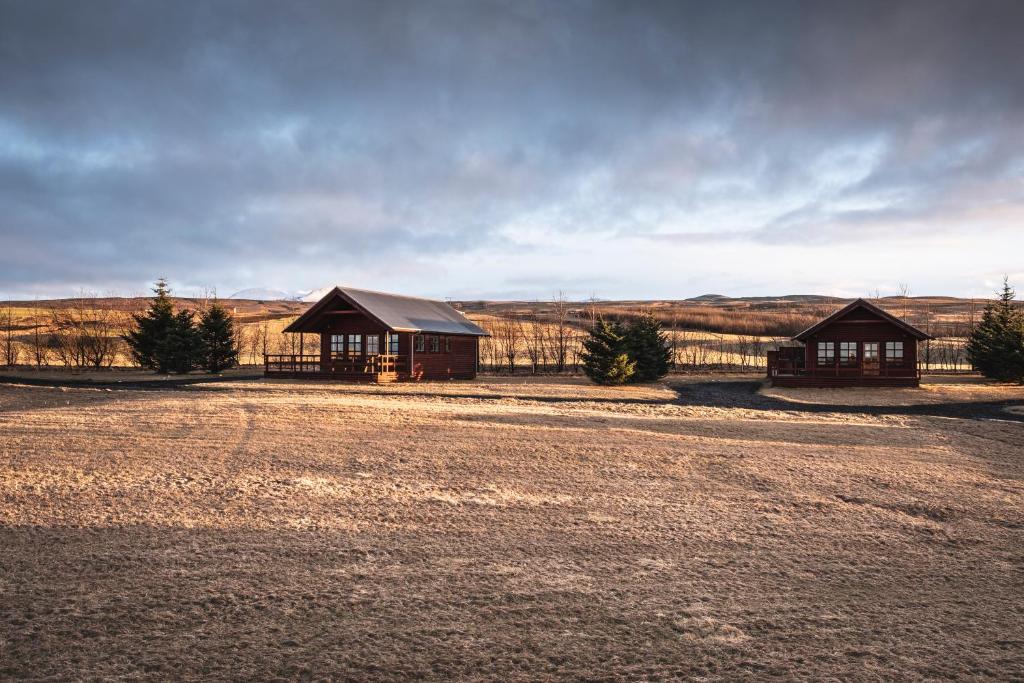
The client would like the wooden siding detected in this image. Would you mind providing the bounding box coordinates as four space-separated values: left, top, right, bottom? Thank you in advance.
408 334 478 380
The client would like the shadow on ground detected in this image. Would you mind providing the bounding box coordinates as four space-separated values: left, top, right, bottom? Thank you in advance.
672 381 1024 422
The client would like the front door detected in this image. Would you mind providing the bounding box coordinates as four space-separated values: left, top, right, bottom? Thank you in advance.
863 342 880 376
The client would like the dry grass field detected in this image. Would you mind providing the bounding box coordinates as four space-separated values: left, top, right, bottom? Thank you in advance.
2 376 1023 680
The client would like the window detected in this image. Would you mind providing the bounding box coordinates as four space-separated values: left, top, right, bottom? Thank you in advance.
388 333 400 355
347 334 362 355
414 334 424 352
428 335 439 353
444 336 451 353
863 342 879 360
365 334 380 355
839 342 858 366
817 342 835 365
886 341 904 365
330 334 344 359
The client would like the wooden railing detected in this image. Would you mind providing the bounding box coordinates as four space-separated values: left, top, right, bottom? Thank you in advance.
264 354 404 376
767 355 920 379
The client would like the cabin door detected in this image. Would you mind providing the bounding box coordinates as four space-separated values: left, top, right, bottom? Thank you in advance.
863 342 880 376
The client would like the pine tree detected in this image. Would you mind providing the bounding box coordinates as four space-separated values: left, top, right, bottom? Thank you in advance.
124 279 176 372
625 313 672 382
198 300 239 373
582 318 635 385
158 309 202 374
966 278 1024 382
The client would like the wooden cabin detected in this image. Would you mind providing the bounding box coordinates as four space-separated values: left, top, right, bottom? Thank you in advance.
264 287 488 382
767 298 931 387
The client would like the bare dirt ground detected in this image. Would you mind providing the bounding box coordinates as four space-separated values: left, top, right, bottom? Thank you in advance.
1 376 1022 680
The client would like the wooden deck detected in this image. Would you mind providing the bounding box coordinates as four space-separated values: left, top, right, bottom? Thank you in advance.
264 354 405 382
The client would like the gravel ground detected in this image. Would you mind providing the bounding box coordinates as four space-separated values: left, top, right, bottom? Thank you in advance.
1 377 1022 680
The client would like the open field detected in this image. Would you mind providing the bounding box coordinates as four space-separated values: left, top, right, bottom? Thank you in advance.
2 376 1023 680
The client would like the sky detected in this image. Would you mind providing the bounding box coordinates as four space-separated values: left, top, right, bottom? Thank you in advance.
1 0 1023 301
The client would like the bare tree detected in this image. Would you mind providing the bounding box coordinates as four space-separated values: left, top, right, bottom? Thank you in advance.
492 313 522 374
549 292 572 373
47 293 121 369
1 306 20 367
898 282 911 319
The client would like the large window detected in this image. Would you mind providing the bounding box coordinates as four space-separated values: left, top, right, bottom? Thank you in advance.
414 334 424 352
330 334 344 359
428 335 439 353
863 342 879 360
388 333 400 355
886 341 904 365
365 334 380 355
347 334 362 355
817 342 835 365
839 341 858 366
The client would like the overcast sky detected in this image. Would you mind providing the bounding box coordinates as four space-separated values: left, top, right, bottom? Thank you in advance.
2 0 1022 301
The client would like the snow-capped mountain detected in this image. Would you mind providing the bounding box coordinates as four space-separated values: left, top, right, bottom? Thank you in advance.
228 288 295 301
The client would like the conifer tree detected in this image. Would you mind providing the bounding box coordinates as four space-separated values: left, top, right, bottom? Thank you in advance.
198 300 239 373
966 278 1024 382
124 278 176 372
582 318 635 385
158 309 201 374
625 313 672 382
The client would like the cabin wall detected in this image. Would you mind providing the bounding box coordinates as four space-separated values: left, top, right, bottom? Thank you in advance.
805 318 918 368
409 334 478 380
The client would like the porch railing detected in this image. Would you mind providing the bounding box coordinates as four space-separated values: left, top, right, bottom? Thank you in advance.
264 354 405 375
767 354 920 379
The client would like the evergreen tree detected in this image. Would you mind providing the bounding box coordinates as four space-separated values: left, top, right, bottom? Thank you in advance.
582 318 635 385
966 278 1024 382
198 300 239 373
158 309 202 374
625 313 672 382
124 278 176 372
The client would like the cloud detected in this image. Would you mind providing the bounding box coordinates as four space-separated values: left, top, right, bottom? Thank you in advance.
1 0 1023 299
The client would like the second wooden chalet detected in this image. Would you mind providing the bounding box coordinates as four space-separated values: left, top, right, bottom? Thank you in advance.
767 298 931 387
265 287 488 382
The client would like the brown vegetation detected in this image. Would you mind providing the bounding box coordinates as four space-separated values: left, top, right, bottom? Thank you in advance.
1 377 1022 679
0 293 990 374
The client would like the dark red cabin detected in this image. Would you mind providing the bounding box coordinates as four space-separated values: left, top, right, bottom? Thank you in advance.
767 298 931 387
264 287 488 382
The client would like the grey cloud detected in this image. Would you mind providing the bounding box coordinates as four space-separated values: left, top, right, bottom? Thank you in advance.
1 0 1023 297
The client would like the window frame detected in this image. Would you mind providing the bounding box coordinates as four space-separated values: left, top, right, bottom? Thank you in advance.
863 342 879 361
839 341 858 367
885 341 904 365
428 335 440 353
365 334 380 356
388 333 400 355
444 336 451 353
816 341 835 365
330 334 344 359
347 333 362 356
414 334 424 352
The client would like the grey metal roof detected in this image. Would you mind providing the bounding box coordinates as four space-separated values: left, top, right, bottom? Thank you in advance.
286 286 488 336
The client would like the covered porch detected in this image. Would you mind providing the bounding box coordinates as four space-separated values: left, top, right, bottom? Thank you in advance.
264 353 406 382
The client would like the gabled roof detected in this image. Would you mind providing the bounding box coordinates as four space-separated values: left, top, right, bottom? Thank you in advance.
792 298 932 341
284 286 489 336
